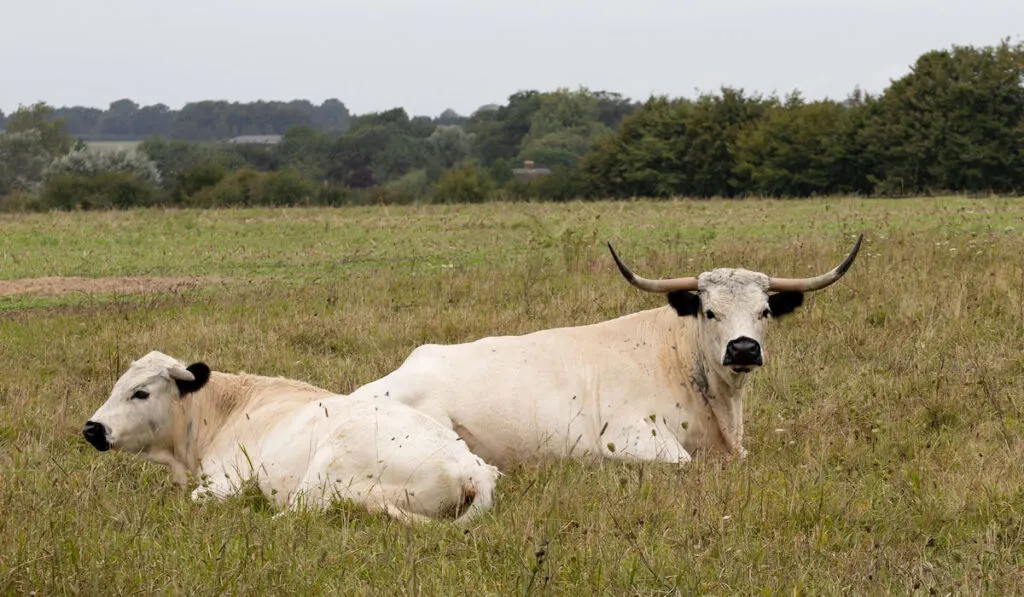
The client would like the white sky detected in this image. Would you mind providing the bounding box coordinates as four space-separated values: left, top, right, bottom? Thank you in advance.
1 0 1021 117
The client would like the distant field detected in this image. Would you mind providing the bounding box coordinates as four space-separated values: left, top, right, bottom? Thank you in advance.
1 197 1022 594
83 140 143 152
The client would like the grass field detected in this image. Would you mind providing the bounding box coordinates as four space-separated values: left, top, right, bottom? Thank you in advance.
1 197 1022 594
82 140 143 153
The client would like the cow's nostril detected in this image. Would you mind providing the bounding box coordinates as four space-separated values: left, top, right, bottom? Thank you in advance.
83 421 110 451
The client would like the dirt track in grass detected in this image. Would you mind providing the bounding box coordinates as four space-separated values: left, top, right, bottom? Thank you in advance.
0 276 213 297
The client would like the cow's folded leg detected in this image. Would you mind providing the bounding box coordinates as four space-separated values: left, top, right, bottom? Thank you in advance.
600 419 692 464
189 472 238 502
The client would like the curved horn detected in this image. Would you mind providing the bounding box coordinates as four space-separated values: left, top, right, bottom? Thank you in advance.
607 242 699 293
767 234 864 292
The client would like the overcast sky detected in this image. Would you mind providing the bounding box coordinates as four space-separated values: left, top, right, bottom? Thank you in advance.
2 0 1021 117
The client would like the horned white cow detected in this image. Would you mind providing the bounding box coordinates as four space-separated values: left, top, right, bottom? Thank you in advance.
348 236 863 469
82 351 500 523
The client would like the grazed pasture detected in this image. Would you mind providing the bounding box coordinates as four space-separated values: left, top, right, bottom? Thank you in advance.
82 140 144 153
1 198 1022 595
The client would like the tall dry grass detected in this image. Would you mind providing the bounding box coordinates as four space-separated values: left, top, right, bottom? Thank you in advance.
0 197 1021 594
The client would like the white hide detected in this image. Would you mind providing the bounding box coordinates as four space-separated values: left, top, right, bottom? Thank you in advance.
85 351 500 524
347 267 814 469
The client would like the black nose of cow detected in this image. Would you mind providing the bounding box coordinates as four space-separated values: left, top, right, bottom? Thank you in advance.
83 421 110 451
724 337 763 369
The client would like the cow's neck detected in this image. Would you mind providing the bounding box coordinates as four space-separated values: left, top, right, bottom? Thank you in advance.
700 355 747 455
654 307 747 455
167 372 250 483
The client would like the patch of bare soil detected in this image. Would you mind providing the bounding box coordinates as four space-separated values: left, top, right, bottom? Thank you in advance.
0 276 215 297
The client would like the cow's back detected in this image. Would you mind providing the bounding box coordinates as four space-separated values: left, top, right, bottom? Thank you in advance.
349 308 691 467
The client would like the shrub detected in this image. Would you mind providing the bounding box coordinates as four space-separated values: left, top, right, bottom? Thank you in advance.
187 169 317 207
40 172 158 210
502 167 589 202
315 183 359 206
0 190 42 212
259 169 318 206
172 162 227 203
374 168 430 204
432 162 495 203
46 147 163 186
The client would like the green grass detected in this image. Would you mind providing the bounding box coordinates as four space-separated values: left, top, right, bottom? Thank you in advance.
82 140 143 153
1 197 1023 594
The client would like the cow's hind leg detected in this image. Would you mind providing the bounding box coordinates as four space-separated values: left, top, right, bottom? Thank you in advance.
600 418 692 464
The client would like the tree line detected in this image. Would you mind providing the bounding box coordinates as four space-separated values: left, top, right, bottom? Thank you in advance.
0 99 356 141
1 39 1021 211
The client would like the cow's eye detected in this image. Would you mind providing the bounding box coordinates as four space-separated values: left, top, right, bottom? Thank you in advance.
131 390 150 400
704 309 717 320
761 308 772 319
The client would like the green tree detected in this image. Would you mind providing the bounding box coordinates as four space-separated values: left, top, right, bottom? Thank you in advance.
277 125 333 180
467 91 542 166
5 103 74 156
428 125 473 168
517 88 609 169
732 92 873 196
683 87 770 197
580 96 694 197
97 99 140 136
329 109 438 187
132 103 174 137
52 106 104 137
519 128 597 169
139 137 241 186
593 91 639 129
172 100 313 140
863 39 1024 194
310 99 352 134
581 88 769 198
0 130 52 195
435 109 467 126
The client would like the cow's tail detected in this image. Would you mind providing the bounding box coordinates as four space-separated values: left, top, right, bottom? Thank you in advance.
453 459 501 524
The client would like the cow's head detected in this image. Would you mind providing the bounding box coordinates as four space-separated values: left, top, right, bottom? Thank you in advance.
83 351 210 454
608 235 862 380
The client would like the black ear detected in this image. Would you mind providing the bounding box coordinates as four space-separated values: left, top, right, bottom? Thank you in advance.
667 290 700 317
175 362 211 397
768 291 805 318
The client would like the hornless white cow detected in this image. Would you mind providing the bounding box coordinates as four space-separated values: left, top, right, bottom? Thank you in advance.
347 236 863 469
83 351 500 523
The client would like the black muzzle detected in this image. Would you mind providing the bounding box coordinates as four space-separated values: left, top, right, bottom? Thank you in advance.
723 337 763 370
82 421 110 451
